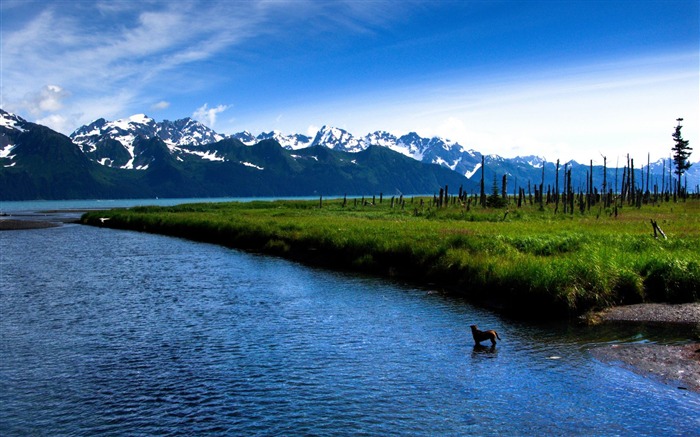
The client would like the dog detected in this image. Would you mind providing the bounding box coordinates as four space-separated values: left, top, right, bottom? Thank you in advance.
470 324 501 346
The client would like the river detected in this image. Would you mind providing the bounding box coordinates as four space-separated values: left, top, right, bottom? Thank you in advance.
1 200 699 435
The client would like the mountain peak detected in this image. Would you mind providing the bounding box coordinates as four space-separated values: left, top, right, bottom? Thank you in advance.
0 109 28 132
70 114 226 169
311 126 364 152
128 113 153 124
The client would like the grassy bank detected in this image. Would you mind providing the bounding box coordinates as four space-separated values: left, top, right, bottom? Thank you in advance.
81 197 700 319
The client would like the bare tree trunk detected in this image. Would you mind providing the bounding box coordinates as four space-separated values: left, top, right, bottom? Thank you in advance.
480 156 486 207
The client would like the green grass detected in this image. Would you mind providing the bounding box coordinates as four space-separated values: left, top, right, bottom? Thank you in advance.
82 196 700 319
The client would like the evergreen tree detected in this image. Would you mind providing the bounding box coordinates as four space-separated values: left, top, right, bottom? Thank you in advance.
672 118 692 197
487 174 508 208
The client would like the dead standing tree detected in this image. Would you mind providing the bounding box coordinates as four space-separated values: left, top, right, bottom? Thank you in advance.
480 155 486 207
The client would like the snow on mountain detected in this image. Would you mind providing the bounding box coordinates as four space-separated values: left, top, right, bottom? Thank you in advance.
69 113 485 176
355 130 483 178
0 110 30 168
71 114 220 151
71 114 228 169
311 126 365 152
256 131 313 150
71 114 158 169
511 155 547 168
157 117 225 150
63 113 700 189
181 149 226 162
0 109 27 133
362 131 419 159
232 131 257 145
464 162 482 179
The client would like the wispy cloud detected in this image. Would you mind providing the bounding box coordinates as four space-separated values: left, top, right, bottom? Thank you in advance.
23 84 69 115
1 0 409 133
1 0 696 164
193 103 229 128
0 2 264 130
151 101 171 110
227 51 698 164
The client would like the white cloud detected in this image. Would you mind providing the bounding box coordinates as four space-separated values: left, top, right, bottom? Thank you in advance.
151 100 170 110
36 113 71 134
192 103 229 128
23 84 69 115
1 0 416 134
1 2 270 131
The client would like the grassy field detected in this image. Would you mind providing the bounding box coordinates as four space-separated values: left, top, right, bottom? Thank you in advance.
82 196 700 319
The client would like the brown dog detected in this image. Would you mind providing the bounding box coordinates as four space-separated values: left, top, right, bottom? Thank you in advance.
470 324 501 346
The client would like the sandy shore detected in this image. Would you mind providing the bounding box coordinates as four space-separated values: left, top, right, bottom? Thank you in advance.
589 303 700 392
0 219 61 230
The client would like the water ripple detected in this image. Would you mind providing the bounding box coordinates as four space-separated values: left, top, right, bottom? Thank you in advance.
1 225 699 436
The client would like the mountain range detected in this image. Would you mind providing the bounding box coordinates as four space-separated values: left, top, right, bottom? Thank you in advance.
1 109 697 201
0 110 474 200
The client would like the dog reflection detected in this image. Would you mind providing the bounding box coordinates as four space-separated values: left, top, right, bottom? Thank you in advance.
472 344 497 356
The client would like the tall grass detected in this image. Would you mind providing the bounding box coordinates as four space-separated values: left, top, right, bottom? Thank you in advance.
82 197 700 319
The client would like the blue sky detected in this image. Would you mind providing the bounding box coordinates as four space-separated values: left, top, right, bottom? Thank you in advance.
1 0 698 163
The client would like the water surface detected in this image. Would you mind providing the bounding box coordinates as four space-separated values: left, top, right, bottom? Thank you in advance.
1 221 699 435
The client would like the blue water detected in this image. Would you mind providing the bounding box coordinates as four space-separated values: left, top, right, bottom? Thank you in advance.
1 208 699 435
0 197 317 214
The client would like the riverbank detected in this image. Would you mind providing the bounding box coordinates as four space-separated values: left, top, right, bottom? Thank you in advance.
81 198 700 319
594 302 700 326
590 303 700 392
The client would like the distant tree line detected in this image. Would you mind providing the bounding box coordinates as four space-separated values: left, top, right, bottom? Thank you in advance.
424 118 695 213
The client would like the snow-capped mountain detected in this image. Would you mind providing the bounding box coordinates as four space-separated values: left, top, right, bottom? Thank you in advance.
303 126 484 179
1 109 475 200
393 132 482 179
0 109 29 168
0 109 28 133
4 109 700 200
70 114 228 169
157 117 226 149
255 131 313 150
232 131 258 145
60 112 700 190
310 126 365 152
72 114 157 151
68 114 486 177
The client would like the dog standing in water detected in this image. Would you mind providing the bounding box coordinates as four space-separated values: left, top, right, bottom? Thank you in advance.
470 324 501 346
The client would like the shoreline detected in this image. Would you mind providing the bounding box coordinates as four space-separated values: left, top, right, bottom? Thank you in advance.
0 210 89 230
0 219 62 230
593 303 700 327
590 343 700 393
589 303 700 393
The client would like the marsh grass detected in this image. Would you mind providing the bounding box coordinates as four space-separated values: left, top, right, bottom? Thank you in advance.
83 197 700 318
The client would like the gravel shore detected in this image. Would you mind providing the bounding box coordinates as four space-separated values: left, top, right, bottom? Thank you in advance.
0 219 61 230
589 303 700 392
596 303 700 326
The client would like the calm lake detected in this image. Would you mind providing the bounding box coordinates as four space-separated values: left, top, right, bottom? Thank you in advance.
1 200 699 435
